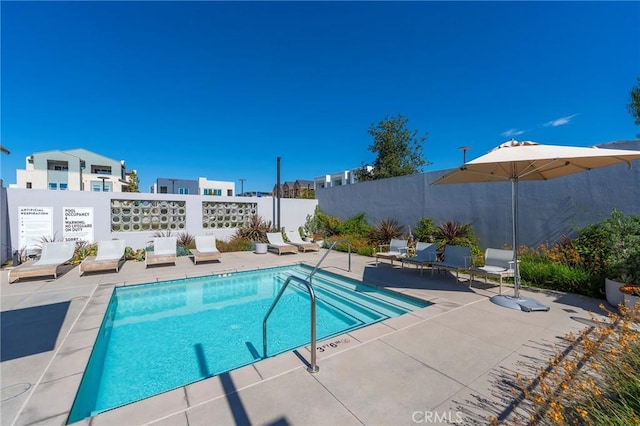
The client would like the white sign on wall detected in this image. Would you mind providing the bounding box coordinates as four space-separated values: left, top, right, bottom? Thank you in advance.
63 207 94 243
18 206 53 251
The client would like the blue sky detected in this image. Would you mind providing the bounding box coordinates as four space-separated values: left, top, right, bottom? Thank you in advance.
2 1 639 193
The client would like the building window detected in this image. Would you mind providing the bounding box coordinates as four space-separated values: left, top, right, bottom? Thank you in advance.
214 189 222 196
26 182 32 189
49 182 58 190
160 186 168 194
92 183 102 192
47 160 69 171
60 183 68 190
227 189 233 196
92 165 112 175
179 188 189 195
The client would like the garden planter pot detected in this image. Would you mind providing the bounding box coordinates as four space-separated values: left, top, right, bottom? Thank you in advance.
254 243 268 254
605 278 625 307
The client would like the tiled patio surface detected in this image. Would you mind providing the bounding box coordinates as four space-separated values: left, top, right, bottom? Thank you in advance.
1 249 610 425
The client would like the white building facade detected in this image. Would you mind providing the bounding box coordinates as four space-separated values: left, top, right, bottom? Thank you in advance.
313 166 372 189
198 177 235 196
14 148 129 192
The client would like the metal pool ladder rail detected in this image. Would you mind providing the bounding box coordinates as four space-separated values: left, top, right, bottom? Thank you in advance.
263 275 319 373
262 240 351 374
308 239 351 285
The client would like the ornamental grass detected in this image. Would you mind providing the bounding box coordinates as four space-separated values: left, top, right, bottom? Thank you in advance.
491 301 640 425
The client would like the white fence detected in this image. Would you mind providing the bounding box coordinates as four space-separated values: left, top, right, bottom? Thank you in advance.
2 188 318 258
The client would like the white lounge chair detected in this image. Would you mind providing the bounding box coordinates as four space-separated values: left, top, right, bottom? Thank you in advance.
79 240 126 276
431 244 472 281
285 231 320 252
266 232 298 255
401 242 437 275
145 236 177 267
469 248 515 294
8 241 76 283
375 239 408 266
190 235 222 264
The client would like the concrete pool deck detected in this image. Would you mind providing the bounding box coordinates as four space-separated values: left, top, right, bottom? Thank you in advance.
1 249 610 425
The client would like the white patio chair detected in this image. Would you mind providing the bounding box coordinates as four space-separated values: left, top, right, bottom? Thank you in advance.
266 232 298 255
145 236 177 267
79 240 126 276
285 230 320 252
401 242 437 275
469 248 515 294
375 239 408 266
190 235 222 264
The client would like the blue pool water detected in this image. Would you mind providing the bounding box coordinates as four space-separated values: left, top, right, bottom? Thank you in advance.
68 265 429 423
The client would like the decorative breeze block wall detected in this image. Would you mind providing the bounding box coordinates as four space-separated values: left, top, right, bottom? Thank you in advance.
202 201 257 229
111 199 187 232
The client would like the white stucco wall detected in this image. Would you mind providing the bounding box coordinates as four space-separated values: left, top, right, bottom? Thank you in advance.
3 190 318 252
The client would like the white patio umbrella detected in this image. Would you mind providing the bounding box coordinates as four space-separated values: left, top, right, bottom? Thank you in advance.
433 140 640 311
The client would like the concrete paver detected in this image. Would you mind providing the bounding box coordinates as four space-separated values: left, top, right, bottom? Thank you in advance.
186 368 361 426
1 249 609 425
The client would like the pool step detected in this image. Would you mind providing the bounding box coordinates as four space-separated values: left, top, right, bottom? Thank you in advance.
278 270 413 319
289 267 426 313
275 273 387 322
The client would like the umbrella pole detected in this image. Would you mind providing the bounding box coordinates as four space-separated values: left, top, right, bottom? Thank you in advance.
512 178 521 298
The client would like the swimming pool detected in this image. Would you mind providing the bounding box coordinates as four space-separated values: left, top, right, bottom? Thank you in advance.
68 264 429 423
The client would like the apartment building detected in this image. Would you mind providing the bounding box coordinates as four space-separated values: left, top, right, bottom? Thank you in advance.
313 166 372 189
272 180 314 198
15 148 129 192
151 177 235 196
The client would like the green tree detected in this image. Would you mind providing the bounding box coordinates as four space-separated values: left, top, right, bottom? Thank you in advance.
300 188 315 199
126 171 140 192
628 77 640 126
354 114 430 181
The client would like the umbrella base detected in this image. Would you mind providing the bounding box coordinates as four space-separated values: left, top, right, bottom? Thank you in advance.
490 295 550 312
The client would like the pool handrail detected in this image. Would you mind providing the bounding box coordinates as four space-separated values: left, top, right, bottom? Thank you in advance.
262 275 319 373
308 239 351 286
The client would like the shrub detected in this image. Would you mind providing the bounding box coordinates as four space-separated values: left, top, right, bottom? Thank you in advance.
308 209 375 240
414 217 436 242
176 231 196 248
518 242 599 297
217 238 253 253
124 246 145 261
507 303 640 425
303 208 321 238
151 230 173 238
574 210 640 285
324 234 373 255
339 212 371 238
357 245 375 257
434 221 481 257
436 221 472 246
519 258 597 296
231 214 272 243
71 241 97 265
370 218 404 245
315 209 343 237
